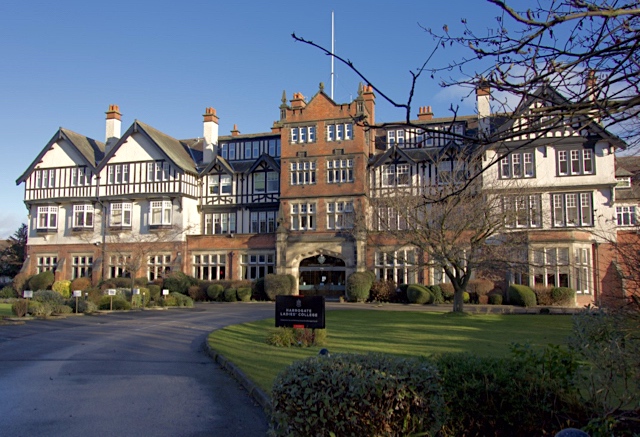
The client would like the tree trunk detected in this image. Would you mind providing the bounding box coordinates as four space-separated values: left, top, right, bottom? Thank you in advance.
452 289 465 313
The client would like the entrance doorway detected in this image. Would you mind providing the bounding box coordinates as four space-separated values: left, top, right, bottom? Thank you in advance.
298 255 346 297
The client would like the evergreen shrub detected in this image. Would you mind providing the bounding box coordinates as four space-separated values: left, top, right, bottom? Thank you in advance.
34 290 65 306
488 293 503 305
252 277 268 301
407 284 433 304
53 305 72 315
28 300 51 317
508 284 537 307
99 296 131 310
223 288 238 302
551 287 575 306
265 274 292 300
0 286 17 298
163 272 198 295
346 272 372 302
237 287 252 302
270 353 444 437
147 284 161 301
28 271 55 291
207 284 224 301
170 292 193 307
432 345 587 436
428 285 444 304
52 280 71 298
266 328 327 347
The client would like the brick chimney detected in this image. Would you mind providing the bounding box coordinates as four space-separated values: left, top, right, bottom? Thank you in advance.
203 107 219 163
290 92 306 109
417 106 434 121
362 85 375 123
231 124 240 137
585 70 600 123
105 104 121 153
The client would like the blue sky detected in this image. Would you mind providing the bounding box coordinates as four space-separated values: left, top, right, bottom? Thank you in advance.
0 1 506 238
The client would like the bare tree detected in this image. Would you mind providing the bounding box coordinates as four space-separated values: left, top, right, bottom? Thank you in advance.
367 146 531 312
427 0 640 148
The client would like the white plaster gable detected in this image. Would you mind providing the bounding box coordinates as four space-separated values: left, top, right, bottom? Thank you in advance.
35 138 89 169
106 132 165 164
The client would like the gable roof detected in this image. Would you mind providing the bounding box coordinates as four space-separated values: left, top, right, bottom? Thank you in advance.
245 154 281 174
16 128 105 185
200 155 235 176
494 85 626 149
97 120 198 174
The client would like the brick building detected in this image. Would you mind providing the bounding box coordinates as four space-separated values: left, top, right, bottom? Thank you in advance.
15 82 638 305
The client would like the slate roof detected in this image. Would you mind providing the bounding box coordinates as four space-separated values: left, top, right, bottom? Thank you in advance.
615 156 640 201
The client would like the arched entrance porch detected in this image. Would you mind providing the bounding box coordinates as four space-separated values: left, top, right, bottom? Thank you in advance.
298 254 346 298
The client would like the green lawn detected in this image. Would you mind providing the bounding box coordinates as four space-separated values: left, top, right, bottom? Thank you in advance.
208 310 574 393
0 303 13 317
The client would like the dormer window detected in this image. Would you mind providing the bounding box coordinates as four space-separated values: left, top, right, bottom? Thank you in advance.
616 177 631 189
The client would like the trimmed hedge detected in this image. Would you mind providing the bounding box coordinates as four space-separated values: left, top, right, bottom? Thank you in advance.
551 287 575 306
508 284 537 307
28 271 55 291
488 293 503 305
162 272 198 295
428 285 444 304
270 353 444 436
407 284 433 304
346 272 372 302
207 284 224 301
223 288 238 302
237 287 252 302
433 346 588 436
265 274 293 301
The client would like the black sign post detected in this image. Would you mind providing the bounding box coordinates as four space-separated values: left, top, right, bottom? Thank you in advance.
275 295 326 329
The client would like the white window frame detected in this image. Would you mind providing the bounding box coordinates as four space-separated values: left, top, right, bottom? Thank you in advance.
37 256 58 274
499 152 535 179
240 252 275 280
72 255 93 279
327 159 354 184
147 254 172 281
552 192 593 227
616 205 637 226
375 249 417 284
327 201 354 230
150 200 172 226
193 253 226 280
557 149 594 176
73 204 94 229
110 202 132 228
37 206 58 230
290 161 316 185
291 203 315 230
254 173 266 193
204 212 236 235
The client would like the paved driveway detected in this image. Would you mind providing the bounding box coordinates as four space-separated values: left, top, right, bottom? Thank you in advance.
0 303 274 437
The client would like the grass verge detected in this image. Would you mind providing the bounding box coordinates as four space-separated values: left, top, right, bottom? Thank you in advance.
208 310 573 394
0 303 13 317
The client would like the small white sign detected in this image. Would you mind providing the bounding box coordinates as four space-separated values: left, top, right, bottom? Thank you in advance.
162 289 169 296
23 290 33 298
73 290 82 298
107 289 116 296
133 288 140 295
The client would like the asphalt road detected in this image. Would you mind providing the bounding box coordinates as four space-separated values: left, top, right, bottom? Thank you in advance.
0 303 275 437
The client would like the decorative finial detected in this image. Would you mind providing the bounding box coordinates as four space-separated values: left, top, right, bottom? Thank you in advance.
319 82 324 92
281 90 287 104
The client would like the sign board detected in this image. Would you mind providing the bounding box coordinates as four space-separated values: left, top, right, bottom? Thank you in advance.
162 289 169 296
73 290 82 298
133 288 140 295
275 296 325 329
107 289 116 296
23 290 33 299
